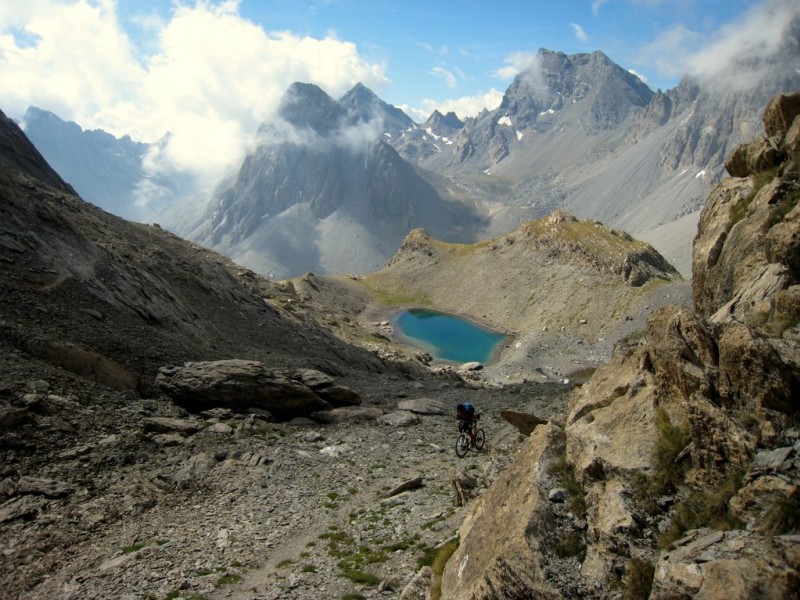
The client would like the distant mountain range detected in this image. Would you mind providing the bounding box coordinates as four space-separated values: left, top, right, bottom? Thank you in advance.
18 16 800 277
185 82 486 278
20 107 200 224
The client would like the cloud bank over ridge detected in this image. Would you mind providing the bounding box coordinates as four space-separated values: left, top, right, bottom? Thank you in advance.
1 1 388 185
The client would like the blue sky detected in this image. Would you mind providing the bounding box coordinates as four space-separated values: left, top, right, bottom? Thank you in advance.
0 0 796 181
117 0 776 113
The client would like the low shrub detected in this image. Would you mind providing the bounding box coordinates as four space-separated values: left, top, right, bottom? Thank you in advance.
659 470 744 547
633 408 691 513
551 531 586 561
623 557 654 600
122 542 147 554
549 455 586 518
760 495 800 536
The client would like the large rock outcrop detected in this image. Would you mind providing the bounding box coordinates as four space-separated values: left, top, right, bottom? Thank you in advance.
156 360 363 419
440 423 569 599
441 94 800 599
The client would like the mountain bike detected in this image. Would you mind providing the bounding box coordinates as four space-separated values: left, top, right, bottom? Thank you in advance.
455 414 485 457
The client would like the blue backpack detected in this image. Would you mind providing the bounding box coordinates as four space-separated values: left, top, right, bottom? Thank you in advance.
457 402 474 420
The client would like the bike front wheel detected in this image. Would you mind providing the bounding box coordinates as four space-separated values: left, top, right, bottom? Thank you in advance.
455 433 470 458
474 429 486 450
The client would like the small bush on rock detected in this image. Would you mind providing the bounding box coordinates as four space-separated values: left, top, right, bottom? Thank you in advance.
659 470 744 547
549 455 586 518
552 531 586 561
651 409 691 494
760 495 800 536
622 557 654 600
633 408 691 513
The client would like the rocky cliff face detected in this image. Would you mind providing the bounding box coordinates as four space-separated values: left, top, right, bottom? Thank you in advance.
438 94 800 599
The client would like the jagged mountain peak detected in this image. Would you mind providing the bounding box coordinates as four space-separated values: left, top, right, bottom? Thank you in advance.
339 82 379 104
498 47 653 130
423 110 464 133
279 82 346 134
339 82 416 137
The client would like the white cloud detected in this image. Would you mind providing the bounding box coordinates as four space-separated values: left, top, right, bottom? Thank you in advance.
0 0 144 127
0 0 387 184
591 0 610 16
429 65 458 88
570 22 589 43
640 0 799 91
493 51 540 80
419 88 504 121
628 69 647 83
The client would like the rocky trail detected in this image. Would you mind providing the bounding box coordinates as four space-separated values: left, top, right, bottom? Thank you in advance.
0 353 571 600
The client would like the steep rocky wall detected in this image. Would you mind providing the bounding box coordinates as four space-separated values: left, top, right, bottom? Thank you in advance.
440 94 800 599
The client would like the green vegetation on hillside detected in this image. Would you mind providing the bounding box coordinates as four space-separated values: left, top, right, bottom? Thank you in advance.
359 276 431 306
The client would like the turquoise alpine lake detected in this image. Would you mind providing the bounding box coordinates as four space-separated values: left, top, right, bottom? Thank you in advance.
392 309 509 364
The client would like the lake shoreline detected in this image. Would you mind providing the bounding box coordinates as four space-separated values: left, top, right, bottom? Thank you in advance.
390 307 512 366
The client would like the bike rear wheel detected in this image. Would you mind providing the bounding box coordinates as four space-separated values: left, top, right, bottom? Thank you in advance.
474 428 486 450
455 433 469 458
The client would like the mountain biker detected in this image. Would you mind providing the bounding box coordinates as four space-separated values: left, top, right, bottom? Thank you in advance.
456 402 478 442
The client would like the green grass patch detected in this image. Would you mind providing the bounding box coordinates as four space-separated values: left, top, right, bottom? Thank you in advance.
416 544 438 569
337 544 388 574
360 279 431 307
276 559 294 568
122 542 147 554
752 165 781 193
730 191 757 226
430 539 460 600
730 165 782 228
384 534 419 552
215 573 242 588
302 564 317 573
